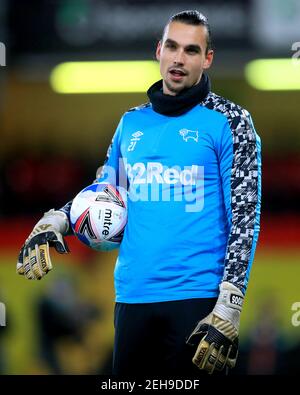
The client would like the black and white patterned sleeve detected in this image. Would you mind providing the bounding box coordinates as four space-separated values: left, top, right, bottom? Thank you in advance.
203 93 262 294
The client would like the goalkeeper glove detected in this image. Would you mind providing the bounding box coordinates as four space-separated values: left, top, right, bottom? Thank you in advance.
17 209 70 280
186 281 244 374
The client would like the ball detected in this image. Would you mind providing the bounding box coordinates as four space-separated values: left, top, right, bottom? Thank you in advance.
70 183 127 251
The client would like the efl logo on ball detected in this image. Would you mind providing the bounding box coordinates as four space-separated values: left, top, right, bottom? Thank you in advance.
70 183 127 251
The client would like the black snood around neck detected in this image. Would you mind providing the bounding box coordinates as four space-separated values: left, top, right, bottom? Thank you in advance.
147 73 211 116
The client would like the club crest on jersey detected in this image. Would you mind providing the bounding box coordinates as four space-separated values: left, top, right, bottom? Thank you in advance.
179 129 199 143
127 131 143 152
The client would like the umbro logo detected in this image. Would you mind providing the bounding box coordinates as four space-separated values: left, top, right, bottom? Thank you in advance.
179 129 199 143
128 131 143 152
132 131 143 138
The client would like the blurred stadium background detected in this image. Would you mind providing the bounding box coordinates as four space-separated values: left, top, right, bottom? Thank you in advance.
1 0 300 375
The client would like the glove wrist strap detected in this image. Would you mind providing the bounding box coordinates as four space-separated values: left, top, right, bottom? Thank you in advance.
36 209 69 235
213 281 244 331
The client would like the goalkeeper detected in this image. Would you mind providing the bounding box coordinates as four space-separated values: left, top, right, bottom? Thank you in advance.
17 10 261 375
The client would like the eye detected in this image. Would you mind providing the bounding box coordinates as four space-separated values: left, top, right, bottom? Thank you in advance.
165 42 176 50
186 48 199 55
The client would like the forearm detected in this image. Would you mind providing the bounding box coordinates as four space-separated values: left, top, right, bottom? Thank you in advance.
221 114 262 294
222 200 261 294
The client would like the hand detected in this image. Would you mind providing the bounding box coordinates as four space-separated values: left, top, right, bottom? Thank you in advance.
17 209 70 280
186 281 244 374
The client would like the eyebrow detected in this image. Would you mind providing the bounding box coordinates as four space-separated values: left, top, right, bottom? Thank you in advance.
164 38 202 53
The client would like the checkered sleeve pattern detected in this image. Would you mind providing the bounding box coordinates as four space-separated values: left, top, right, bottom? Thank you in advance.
202 93 261 294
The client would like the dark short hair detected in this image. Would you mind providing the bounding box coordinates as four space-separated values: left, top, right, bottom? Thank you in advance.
163 10 212 54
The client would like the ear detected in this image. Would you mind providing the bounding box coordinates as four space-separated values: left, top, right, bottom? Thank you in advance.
203 50 214 70
156 41 162 61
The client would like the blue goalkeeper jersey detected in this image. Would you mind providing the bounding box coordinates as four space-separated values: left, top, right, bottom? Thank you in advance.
95 89 262 304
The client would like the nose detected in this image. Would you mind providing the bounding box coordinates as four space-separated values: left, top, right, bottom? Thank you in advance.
173 48 185 65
